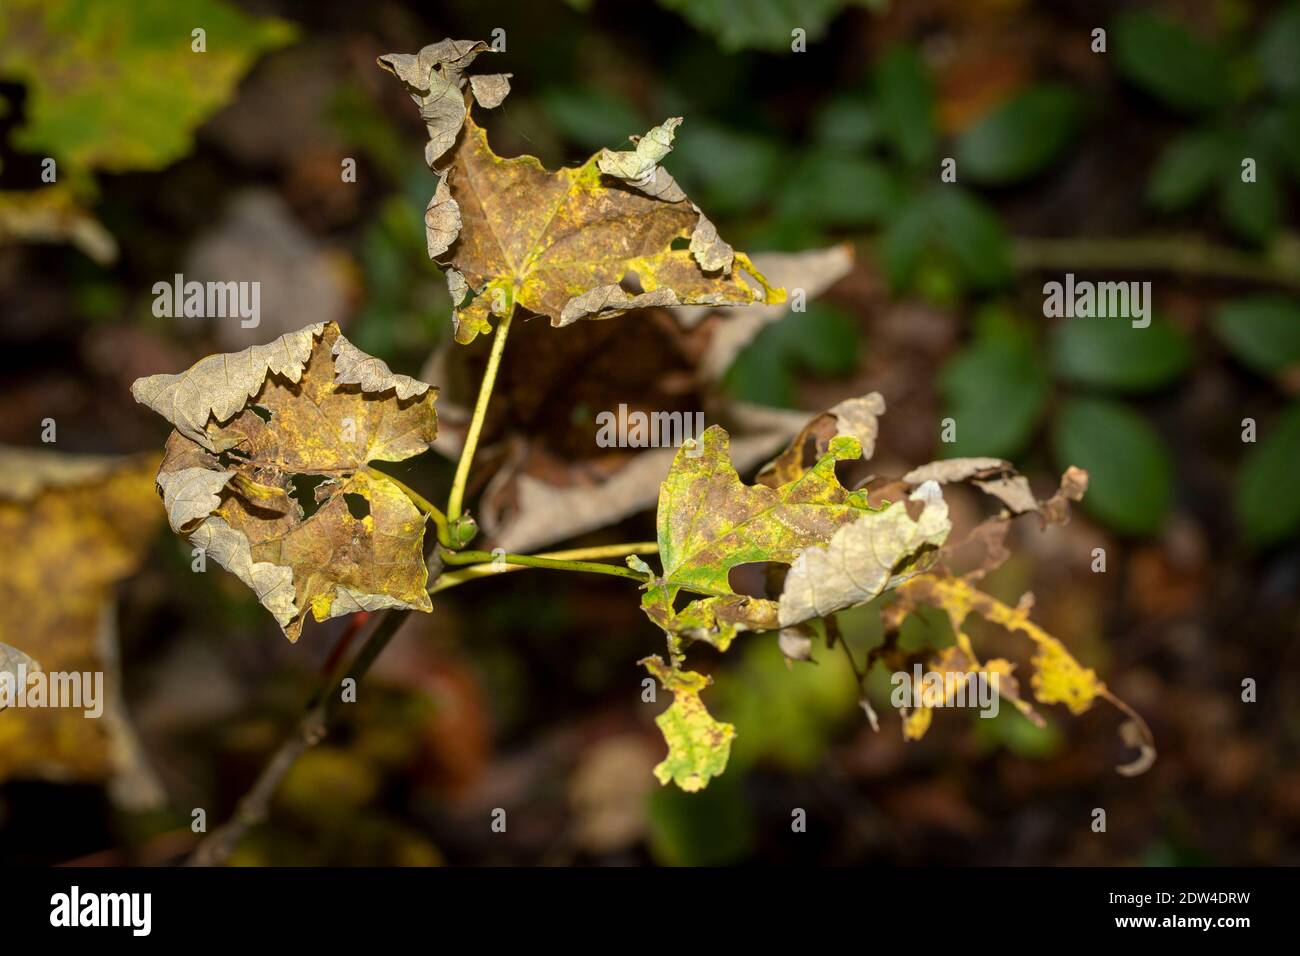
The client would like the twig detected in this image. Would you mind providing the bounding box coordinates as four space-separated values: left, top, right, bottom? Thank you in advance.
186 608 412 866
1013 234 1300 290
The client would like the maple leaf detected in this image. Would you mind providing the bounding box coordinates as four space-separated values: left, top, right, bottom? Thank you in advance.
379 40 783 344
131 322 439 641
0 448 163 806
639 424 878 651
419 246 849 553
641 655 735 792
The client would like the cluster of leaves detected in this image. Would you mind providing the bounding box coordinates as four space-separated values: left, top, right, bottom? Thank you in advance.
1115 4 1300 244
942 290 1300 545
120 39 1153 793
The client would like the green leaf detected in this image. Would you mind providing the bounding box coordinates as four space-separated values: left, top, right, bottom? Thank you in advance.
1147 130 1229 211
811 95 880 152
1113 11 1230 115
641 656 735 792
941 338 1049 459
1237 403 1300 547
1258 2 1300 98
537 87 644 150
1212 296 1300 377
775 151 900 226
1219 153 1281 243
955 85 1085 184
875 46 936 166
0 0 296 172
928 188 1012 290
1052 316 1192 392
1053 397 1173 535
881 188 1011 292
657 0 877 53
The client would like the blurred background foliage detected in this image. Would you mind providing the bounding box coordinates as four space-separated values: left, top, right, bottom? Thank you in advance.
0 0 1298 866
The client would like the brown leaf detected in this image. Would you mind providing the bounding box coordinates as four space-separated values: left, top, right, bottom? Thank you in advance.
132 323 438 641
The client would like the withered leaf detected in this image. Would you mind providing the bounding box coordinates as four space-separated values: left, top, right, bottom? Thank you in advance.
777 479 951 627
132 323 439 641
0 448 163 806
640 425 874 650
886 573 1155 775
380 40 783 344
641 655 734 792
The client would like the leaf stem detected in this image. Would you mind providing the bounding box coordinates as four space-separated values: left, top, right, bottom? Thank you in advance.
439 545 653 583
446 301 515 524
429 541 659 593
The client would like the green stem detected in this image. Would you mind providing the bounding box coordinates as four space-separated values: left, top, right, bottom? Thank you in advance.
1012 234 1300 290
440 546 651 583
446 301 515 524
429 541 659 593
367 467 451 547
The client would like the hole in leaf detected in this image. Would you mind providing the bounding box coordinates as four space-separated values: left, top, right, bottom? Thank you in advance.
619 270 644 294
727 561 790 600
344 493 370 519
249 404 272 423
289 474 331 518
670 236 690 251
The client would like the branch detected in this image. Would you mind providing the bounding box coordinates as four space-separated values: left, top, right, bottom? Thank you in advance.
186 607 412 866
1013 234 1300 290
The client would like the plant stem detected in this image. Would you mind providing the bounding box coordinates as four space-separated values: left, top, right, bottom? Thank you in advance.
446 302 515 524
1013 235 1300 290
429 541 659 593
367 467 452 547
440 545 652 583
187 608 411 866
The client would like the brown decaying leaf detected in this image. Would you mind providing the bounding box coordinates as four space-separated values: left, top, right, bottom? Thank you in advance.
132 323 438 641
0 448 163 806
379 39 783 344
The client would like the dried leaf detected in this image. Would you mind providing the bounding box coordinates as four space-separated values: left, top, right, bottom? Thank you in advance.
641 655 735 792
379 43 783 344
132 323 439 641
777 479 951 627
888 573 1156 775
758 392 885 487
0 448 163 806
